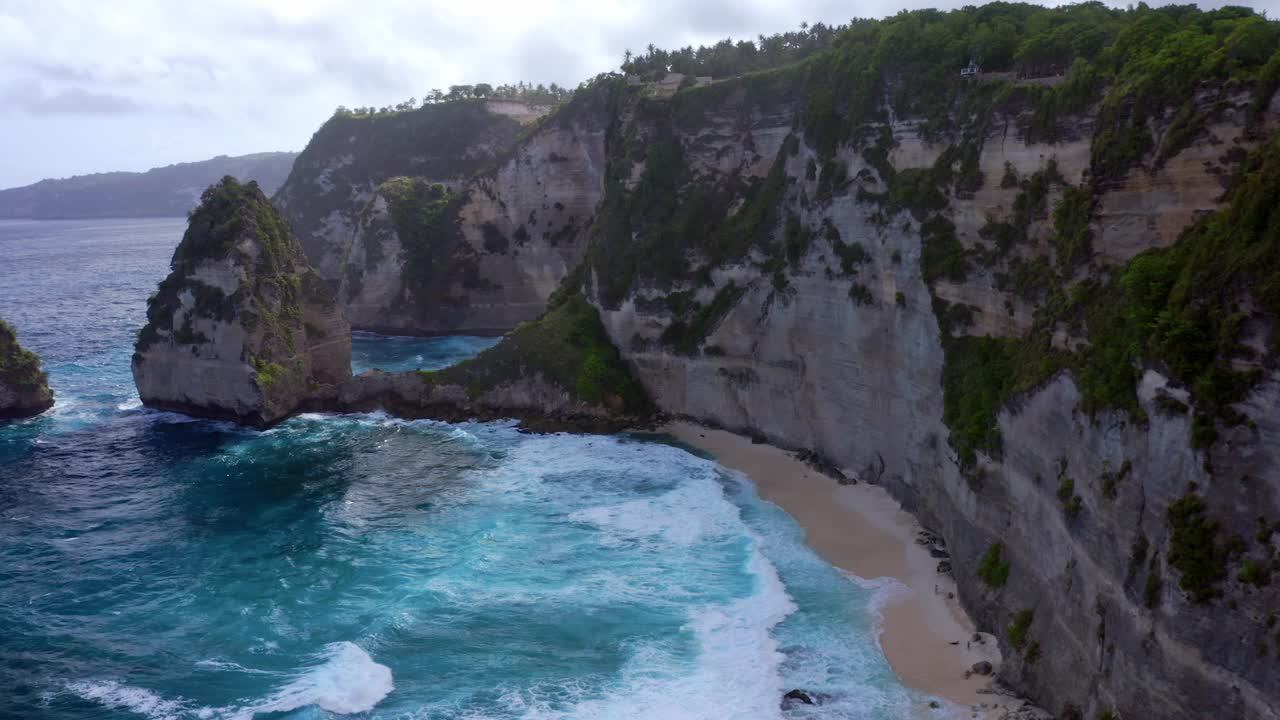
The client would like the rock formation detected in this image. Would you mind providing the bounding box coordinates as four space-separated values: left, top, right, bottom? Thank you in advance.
319 295 651 432
275 94 611 333
0 318 53 418
133 179 644 430
132 176 351 426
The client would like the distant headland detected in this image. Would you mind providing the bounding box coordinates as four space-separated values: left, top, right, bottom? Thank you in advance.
0 152 298 220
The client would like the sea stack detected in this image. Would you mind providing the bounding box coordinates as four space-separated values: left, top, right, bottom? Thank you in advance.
132 176 351 426
0 317 54 418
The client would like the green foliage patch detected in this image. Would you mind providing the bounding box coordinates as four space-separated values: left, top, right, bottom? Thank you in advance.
0 318 49 392
977 541 1011 588
1167 493 1230 603
433 296 649 414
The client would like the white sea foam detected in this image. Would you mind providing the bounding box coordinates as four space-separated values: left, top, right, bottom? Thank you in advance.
70 643 390 720
192 659 273 675
234 641 393 718
568 474 740 548
65 679 198 720
505 536 797 720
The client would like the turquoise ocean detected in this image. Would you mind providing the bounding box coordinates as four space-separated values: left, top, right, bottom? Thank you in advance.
0 218 947 719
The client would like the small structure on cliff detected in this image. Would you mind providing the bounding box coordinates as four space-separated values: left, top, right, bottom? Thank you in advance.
132 176 351 426
0 317 54 418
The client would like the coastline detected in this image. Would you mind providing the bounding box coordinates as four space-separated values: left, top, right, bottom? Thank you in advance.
661 420 1041 719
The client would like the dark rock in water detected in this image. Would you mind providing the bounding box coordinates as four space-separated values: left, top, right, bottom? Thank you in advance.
782 689 815 706
929 547 951 558
937 560 952 574
972 660 994 676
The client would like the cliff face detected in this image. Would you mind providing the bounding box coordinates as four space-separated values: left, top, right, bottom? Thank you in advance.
0 318 53 418
568 63 1280 720
274 94 612 333
132 177 351 426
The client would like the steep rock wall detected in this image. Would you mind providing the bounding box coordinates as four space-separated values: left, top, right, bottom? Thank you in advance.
275 95 612 334
582 75 1280 719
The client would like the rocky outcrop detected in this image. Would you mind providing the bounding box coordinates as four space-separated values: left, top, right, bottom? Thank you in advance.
0 318 53 418
274 93 614 334
132 177 351 426
311 296 652 432
274 100 530 284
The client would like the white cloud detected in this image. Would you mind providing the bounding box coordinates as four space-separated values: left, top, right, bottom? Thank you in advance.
0 0 1276 187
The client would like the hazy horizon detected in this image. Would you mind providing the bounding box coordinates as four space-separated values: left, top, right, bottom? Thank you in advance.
1 0 1273 189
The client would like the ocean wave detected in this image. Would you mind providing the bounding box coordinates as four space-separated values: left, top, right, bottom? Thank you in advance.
65 679 200 720
568 474 742 548
233 641 393 718
69 642 391 720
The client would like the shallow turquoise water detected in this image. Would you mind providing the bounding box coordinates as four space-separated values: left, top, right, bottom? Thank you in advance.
0 219 945 719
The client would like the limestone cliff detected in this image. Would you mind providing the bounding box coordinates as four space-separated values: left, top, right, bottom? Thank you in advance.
555 30 1280 720
132 177 351 426
275 93 612 333
0 318 53 418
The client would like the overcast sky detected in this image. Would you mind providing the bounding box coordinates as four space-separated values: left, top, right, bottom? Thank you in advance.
0 0 1275 189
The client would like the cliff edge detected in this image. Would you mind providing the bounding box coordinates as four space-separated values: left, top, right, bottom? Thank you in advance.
132 177 352 426
0 318 53 418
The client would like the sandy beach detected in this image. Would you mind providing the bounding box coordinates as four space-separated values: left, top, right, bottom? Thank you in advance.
662 421 1037 719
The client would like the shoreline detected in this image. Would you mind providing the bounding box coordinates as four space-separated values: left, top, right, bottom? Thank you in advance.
661 420 1039 719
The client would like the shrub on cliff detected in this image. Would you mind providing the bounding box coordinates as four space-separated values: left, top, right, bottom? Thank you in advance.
0 318 49 392
427 296 649 415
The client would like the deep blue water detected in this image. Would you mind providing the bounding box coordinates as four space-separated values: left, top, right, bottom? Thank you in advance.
0 219 946 719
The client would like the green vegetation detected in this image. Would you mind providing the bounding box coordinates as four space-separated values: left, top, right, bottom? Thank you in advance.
919 216 969 285
660 283 747 355
137 177 319 361
1239 559 1272 587
1100 459 1132 500
938 134 1280 464
849 282 874 306
622 23 841 80
977 541 1011 588
1007 608 1034 651
376 177 489 319
1052 186 1095 273
1023 640 1041 663
568 4 1280 468
0 318 49 392
175 176 294 271
334 81 575 118
941 336 1020 465
252 358 290 390
1167 493 1230 603
1057 476 1083 520
431 296 649 413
